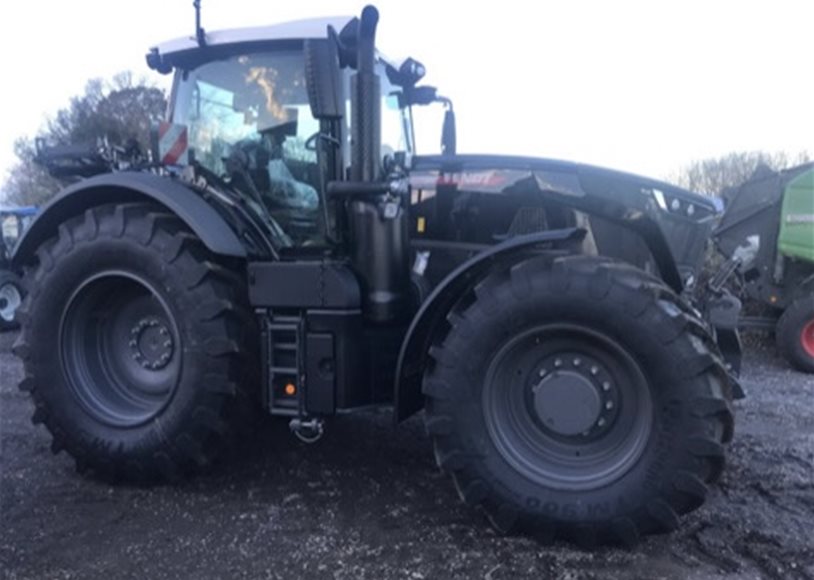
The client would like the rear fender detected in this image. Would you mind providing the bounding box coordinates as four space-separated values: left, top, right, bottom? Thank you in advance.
12 172 246 265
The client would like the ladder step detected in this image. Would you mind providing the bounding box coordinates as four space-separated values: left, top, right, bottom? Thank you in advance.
270 366 298 375
269 323 299 332
273 344 298 352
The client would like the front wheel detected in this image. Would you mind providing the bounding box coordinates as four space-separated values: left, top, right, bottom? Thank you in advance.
423 256 733 546
776 297 814 373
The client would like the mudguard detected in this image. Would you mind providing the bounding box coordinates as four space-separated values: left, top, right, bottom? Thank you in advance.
394 227 586 422
13 172 246 264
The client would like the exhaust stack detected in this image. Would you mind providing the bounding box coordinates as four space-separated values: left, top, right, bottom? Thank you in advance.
350 6 381 182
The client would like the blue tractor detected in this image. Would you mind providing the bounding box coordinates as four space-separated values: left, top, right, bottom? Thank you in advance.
0 206 37 330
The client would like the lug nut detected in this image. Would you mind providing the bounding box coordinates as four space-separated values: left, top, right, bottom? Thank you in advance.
554 359 563 368
538 368 547 378
605 401 614 410
597 418 606 427
573 358 582 367
590 366 599 375
602 381 611 391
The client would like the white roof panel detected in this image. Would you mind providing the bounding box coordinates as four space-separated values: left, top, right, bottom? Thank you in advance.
152 16 353 58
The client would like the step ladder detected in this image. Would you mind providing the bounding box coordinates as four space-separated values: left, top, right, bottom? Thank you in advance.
266 314 303 416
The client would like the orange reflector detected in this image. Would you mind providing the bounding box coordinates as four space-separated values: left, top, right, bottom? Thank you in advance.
285 383 296 396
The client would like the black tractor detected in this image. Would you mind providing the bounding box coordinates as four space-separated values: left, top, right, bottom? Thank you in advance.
14 6 740 546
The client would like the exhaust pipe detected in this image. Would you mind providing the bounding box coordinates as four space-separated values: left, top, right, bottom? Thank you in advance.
350 5 381 182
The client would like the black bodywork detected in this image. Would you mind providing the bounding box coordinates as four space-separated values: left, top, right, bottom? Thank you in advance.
15 153 731 422
13 7 738 423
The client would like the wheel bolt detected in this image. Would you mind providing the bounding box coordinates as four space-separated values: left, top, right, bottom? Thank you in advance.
573 358 582 367
590 366 599 376
554 359 563 368
605 401 614 410
602 381 611 391
597 418 606 427
163 340 172 348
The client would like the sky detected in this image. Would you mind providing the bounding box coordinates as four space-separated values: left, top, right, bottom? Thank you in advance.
0 0 811 193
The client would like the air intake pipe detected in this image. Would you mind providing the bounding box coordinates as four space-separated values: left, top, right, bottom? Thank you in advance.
344 6 409 324
350 5 381 182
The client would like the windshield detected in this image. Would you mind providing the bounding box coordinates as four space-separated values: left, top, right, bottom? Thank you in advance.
174 50 322 245
172 50 413 247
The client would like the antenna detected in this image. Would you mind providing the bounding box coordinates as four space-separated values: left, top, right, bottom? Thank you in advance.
194 0 206 47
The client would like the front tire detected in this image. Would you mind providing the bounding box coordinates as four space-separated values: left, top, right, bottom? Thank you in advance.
14 203 255 481
423 255 733 546
776 297 814 373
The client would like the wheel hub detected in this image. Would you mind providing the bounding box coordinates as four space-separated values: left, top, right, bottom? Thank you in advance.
130 317 174 370
533 370 601 436
528 353 619 441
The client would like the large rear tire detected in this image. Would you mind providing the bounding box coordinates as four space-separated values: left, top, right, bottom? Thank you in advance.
776 297 814 373
13 203 256 481
423 255 733 546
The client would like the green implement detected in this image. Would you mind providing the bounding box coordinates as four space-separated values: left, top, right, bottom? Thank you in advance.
779 167 814 263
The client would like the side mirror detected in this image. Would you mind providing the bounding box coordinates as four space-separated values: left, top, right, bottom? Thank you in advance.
304 39 343 119
385 57 426 88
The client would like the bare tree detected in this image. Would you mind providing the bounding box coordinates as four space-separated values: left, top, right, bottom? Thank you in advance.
2 72 166 206
670 150 811 197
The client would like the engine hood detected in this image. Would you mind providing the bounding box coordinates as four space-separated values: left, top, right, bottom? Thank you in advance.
407 154 718 292
410 154 715 214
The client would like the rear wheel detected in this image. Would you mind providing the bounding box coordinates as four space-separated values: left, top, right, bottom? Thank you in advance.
776 297 814 373
423 255 733 546
14 203 256 481
0 269 23 331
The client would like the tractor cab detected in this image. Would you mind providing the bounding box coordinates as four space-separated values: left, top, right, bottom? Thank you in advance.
148 15 427 250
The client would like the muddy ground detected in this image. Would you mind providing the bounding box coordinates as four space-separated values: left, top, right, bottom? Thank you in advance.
1 329 812 580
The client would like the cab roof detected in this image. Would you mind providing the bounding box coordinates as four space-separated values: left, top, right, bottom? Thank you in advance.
147 16 353 73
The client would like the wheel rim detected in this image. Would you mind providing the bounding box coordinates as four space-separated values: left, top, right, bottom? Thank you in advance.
59 271 182 427
801 320 814 358
0 281 21 323
483 324 653 491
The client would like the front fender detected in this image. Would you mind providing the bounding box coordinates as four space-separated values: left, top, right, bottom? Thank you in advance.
13 172 246 265
394 227 586 422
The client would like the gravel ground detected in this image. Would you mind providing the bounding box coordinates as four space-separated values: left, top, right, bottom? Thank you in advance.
1 329 813 580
